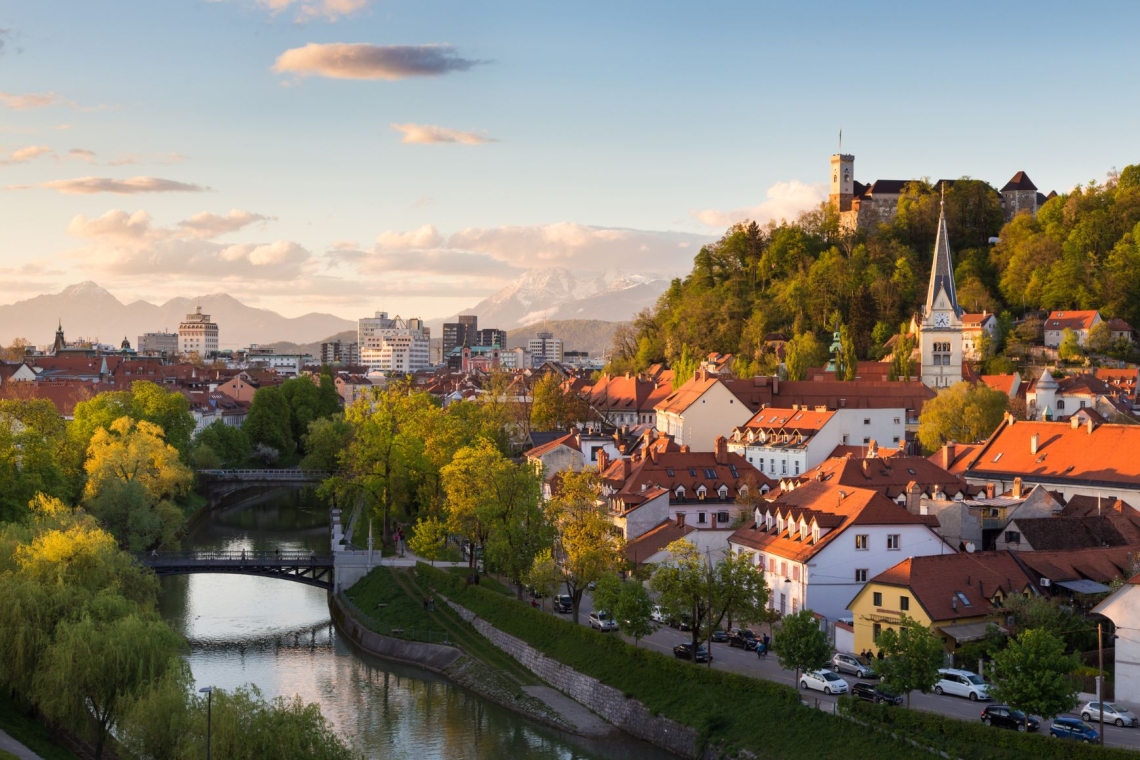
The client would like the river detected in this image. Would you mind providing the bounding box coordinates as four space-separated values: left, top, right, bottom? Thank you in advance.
158 487 673 760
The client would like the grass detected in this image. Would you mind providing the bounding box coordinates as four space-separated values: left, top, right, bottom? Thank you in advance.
418 562 937 760
0 691 79 760
0 751 19 760
441 566 513 596
344 566 440 635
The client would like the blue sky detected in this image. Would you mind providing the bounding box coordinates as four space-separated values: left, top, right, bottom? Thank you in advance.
0 0 1136 320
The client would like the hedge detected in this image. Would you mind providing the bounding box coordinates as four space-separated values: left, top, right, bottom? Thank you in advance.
843 697 1136 759
417 563 930 759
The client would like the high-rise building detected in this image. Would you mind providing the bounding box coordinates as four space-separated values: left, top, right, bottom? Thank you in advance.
138 332 179 356
178 306 219 357
321 339 360 365
527 331 564 365
359 311 430 372
442 315 478 356
475 328 507 348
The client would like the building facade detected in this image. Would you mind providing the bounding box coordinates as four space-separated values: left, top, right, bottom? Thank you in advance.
138 331 179 356
527 331 564 365
320 339 360 365
178 306 219 358
442 315 479 357
918 200 964 389
358 311 431 373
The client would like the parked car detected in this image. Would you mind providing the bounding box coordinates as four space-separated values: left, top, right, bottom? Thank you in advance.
934 668 991 701
1050 717 1099 742
851 682 902 706
673 643 712 663
727 628 758 650
670 614 693 631
981 705 1039 732
1081 701 1139 727
831 652 877 679
588 610 617 632
710 629 728 643
799 669 849 695
554 594 572 613
650 605 666 624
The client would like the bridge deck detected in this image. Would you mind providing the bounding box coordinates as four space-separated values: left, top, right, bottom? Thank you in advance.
140 551 335 590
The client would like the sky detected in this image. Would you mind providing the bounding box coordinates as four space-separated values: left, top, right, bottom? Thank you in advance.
0 0 1137 321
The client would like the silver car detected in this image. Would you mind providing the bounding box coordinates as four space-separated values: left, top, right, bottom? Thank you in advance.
588 610 618 632
831 652 877 679
1081 701 1139 728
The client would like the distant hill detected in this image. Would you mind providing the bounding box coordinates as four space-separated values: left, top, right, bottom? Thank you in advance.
262 330 357 360
0 282 356 350
507 320 622 359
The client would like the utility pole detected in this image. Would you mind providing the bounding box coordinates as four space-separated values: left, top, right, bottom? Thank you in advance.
706 547 714 669
1099 622 1105 746
199 686 213 760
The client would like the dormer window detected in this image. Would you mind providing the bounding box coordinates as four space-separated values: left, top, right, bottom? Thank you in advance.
812 526 820 542
697 486 707 501
718 485 729 499
675 486 686 498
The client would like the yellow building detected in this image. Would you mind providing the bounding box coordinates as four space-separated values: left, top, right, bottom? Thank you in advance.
847 552 1035 656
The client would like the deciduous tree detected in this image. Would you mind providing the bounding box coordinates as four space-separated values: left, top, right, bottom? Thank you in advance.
917 381 1009 453
874 615 945 708
773 608 830 689
651 540 714 658
990 628 1079 732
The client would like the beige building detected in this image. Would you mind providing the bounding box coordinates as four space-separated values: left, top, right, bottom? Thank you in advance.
178 306 219 357
655 370 755 452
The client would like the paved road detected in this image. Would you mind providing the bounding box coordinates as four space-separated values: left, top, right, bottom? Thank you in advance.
0 728 43 760
551 593 1140 751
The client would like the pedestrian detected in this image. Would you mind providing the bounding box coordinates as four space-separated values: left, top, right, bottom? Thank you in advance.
877 649 884 661
429 597 435 612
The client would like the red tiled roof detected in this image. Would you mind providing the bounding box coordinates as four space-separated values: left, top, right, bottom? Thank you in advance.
980 374 1018 396
803 454 976 500
524 431 580 458
1045 310 1100 331
624 519 695 564
965 420 1140 487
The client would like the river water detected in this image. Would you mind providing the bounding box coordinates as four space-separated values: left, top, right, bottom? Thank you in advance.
158 487 672 760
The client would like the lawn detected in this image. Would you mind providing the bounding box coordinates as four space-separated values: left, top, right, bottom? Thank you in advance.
0 692 78 760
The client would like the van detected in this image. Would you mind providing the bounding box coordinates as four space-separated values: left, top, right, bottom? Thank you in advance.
934 668 990 701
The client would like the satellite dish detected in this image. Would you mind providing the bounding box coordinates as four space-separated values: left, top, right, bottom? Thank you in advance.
965 542 976 553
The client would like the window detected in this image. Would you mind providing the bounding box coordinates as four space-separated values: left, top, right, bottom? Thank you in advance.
1056 399 1065 410
717 511 729 523
842 434 849 444
781 562 788 577
855 569 867 583
769 558 776 573
887 534 900 550
666 468 675 477
863 437 870 445
893 437 900 444
855 534 869 550
872 591 882 606
781 460 787 474
1005 530 1021 544
873 623 882 641
794 461 800 475
864 418 871 425
900 595 910 611
698 512 707 524
1080 399 1087 408
893 417 900 425
704 468 717 479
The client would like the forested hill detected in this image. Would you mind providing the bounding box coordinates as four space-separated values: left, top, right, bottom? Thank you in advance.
607 165 1140 376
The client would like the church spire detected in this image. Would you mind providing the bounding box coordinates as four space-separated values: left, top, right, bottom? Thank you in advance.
924 187 959 318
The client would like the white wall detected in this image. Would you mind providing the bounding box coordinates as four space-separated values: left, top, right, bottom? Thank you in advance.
656 381 754 452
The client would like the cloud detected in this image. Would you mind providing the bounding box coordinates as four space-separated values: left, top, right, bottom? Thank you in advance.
20 176 206 194
0 91 62 110
1 145 53 164
373 224 444 250
273 43 481 80
64 208 308 281
257 0 369 21
106 151 186 166
692 180 827 228
391 123 496 145
68 148 97 163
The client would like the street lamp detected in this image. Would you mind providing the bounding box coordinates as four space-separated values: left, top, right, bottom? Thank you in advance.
198 686 213 760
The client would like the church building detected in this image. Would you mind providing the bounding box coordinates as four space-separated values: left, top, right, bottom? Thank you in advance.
917 197 964 389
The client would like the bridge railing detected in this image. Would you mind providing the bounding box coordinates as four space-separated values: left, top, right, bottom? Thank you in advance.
197 469 331 481
139 550 333 565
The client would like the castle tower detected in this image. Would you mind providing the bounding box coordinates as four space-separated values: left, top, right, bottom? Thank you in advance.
1032 368 1058 421
830 153 854 212
919 195 963 389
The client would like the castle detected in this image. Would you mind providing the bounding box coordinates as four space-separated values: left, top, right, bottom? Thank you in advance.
829 153 1056 231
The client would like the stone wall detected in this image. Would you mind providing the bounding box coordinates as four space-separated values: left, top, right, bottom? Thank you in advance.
328 593 462 673
445 599 707 759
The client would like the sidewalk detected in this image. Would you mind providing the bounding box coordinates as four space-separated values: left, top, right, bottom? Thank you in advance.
0 728 43 760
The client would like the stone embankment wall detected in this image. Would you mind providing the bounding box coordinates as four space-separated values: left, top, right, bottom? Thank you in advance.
445 599 705 759
328 593 461 672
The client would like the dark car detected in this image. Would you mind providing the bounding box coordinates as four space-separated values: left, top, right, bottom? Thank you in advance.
851 682 903 706
981 705 1039 732
710 629 728 643
728 628 758 650
669 614 693 631
553 594 572 613
673 643 712 663
1050 717 1099 743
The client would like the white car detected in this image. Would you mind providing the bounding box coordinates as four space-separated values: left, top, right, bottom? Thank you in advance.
934 668 990 701
588 610 618 632
799 669 849 695
1081 701 1139 727
650 605 666 624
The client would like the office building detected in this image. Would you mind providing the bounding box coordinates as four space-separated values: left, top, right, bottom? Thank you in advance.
178 306 219 357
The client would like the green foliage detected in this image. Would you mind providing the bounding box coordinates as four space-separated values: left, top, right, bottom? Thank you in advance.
613 578 657 645
874 615 945 708
784 332 827 380
0 399 70 522
837 324 858 380
773 608 832 685
671 344 701 389
989 628 1080 731
0 690 79 760
917 381 1009 453
529 373 588 432
406 515 450 563
888 324 917 381
192 420 251 467
244 386 295 456
1058 328 1083 363
299 416 351 472
71 382 195 460
712 549 769 630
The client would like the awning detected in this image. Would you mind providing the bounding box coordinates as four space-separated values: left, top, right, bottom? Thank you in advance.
1055 579 1112 594
938 622 1005 642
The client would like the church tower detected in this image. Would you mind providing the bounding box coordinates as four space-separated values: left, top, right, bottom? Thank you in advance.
830 153 854 212
919 195 963 389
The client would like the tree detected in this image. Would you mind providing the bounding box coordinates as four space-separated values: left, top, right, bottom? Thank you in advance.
990 628 1080 732
0 399 69 522
650 540 714 658
244 386 295 457
1058 328 1083 363
784 332 827 381
888 326 917 381
773 608 831 690
529 373 588 432
1087 321 1112 355
441 440 502 578
192 420 251 467
33 612 185 759
671 344 700 389
0 337 31 361
917 381 1009 453
526 548 560 610
299 416 352 472
874 615 945 708
711 549 769 631
407 515 450 565
543 470 624 623
614 578 657 647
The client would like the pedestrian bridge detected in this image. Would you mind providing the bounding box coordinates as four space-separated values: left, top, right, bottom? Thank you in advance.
198 469 330 482
139 550 335 590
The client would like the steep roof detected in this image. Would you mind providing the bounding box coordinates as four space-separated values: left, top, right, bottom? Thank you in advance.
1045 310 1100 331
863 551 1035 622
602 446 769 512
1001 171 1038 192
803 454 976 500
1015 545 1136 585
928 442 985 475
965 420 1140 488
624 519 696 564
1009 516 1135 551
735 407 834 435
654 372 721 415
924 200 959 317
980 374 1019 396
867 179 909 195
524 431 580 459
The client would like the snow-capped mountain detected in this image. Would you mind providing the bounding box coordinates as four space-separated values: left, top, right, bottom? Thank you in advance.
443 268 668 330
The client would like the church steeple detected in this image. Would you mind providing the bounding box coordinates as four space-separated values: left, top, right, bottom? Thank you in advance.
924 190 959 319
52 319 66 355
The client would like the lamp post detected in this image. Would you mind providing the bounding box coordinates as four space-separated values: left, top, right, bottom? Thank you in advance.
198 686 213 760
1098 623 1105 747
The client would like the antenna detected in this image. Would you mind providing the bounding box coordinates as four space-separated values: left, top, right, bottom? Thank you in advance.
838 127 842 153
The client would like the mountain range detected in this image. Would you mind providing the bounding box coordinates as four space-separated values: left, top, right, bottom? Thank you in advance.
0 282 356 349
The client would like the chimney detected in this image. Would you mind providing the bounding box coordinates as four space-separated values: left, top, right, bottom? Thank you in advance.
986 482 996 499
649 447 658 465
1071 416 1080 429
714 435 728 465
596 449 609 472
772 376 779 394
951 596 958 612
1088 418 1096 435
680 444 690 453
905 481 923 515
1012 477 1023 499
868 439 878 458
677 512 686 528
620 458 631 480
1030 432 1039 455
942 442 955 471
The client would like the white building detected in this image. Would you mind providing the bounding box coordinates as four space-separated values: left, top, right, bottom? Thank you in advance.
1092 578 1140 706
917 200 964 389
728 480 952 622
178 306 219 358
246 349 312 376
727 406 906 479
138 332 179 356
358 312 430 373
527 331 564 365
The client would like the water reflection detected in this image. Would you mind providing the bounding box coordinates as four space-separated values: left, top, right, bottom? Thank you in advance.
159 488 673 760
